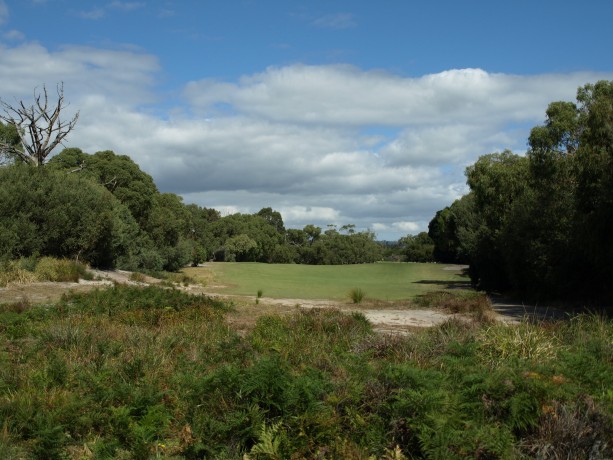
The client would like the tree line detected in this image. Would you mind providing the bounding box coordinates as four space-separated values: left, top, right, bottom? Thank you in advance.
3 80 612 302
0 85 383 270
0 143 382 270
427 81 613 304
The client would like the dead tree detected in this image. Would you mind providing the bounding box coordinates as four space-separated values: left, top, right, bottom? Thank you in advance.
0 83 79 166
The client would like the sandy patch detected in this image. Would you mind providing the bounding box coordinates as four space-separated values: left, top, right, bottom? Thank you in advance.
1 268 486 335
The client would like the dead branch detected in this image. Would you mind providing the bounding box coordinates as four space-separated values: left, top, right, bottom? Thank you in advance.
0 83 79 166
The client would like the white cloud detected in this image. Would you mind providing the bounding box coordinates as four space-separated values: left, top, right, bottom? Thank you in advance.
2 41 612 239
0 43 159 104
373 222 421 235
379 124 515 167
280 206 341 223
185 65 610 127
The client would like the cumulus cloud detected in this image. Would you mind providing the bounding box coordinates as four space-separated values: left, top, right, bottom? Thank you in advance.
373 222 421 234
1 41 612 239
184 65 607 127
0 43 159 104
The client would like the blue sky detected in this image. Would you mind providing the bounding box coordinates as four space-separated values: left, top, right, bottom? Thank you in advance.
1 0 613 239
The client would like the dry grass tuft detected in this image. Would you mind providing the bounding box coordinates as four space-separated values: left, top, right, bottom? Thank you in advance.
522 396 613 459
0 262 38 287
477 321 561 365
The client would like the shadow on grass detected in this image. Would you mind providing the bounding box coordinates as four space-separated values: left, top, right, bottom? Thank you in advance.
487 294 574 322
413 279 473 290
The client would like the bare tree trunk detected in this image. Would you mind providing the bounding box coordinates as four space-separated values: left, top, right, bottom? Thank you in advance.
0 83 79 166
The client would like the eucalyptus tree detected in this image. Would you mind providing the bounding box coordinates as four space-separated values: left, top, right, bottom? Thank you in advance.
0 121 21 165
432 80 613 302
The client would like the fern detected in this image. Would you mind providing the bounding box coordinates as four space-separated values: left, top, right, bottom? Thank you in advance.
247 421 284 460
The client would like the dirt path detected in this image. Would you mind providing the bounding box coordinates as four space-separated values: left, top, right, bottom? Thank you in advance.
0 269 523 335
488 294 574 322
181 288 471 334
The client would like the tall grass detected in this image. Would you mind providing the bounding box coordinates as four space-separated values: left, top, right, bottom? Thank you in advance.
349 287 365 304
0 286 611 458
0 256 90 286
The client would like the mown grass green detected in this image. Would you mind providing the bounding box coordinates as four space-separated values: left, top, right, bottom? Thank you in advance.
184 262 469 300
0 285 611 459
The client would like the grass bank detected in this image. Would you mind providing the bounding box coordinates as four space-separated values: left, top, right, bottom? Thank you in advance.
184 262 469 301
0 285 611 459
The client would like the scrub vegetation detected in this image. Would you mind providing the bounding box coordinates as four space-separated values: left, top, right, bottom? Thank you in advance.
0 285 611 459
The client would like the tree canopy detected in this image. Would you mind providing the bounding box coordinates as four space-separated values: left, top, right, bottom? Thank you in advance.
429 80 613 304
1 146 383 269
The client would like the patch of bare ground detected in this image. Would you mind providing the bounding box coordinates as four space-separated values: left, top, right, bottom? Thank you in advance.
183 288 473 335
1 268 494 335
0 269 158 305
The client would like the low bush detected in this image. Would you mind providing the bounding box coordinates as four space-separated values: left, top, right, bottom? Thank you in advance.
0 260 37 286
34 257 89 282
0 257 91 286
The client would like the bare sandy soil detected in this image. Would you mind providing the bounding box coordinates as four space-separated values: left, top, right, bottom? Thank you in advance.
0 269 158 305
0 269 515 334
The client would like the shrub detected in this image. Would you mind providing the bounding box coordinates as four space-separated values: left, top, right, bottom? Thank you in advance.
34 257 88 282
0 260 37 286
58 284 228 316
115 240 165 273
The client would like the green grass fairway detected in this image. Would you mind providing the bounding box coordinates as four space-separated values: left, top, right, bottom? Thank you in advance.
185 262 470 301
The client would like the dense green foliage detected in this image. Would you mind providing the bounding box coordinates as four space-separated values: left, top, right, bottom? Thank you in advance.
0 285 611 458
397 232 435 262
0 121 21 165
0 166 125 267
1 147 381 270
49 149 159 225
429 81 613 303
204 218 381 264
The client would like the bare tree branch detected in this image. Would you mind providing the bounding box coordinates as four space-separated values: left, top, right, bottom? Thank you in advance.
0 83 79 166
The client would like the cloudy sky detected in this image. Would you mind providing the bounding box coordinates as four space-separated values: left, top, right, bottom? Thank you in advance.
1 1 612 240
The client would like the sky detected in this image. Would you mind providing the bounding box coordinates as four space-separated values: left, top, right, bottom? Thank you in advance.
1 1 613 240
